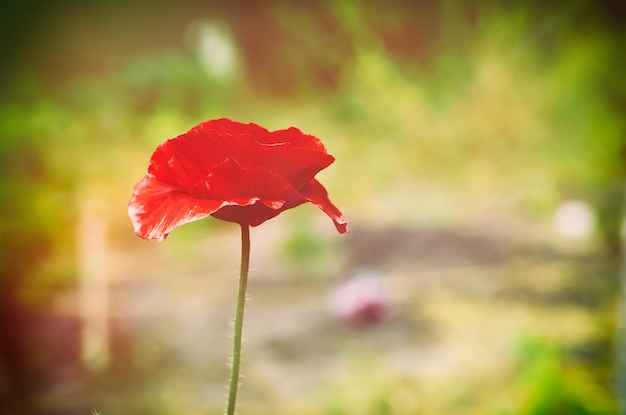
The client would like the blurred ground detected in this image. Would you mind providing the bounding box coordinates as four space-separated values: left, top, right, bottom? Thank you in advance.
20 207 618 415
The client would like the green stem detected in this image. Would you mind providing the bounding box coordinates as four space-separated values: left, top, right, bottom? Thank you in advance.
226 224 250 415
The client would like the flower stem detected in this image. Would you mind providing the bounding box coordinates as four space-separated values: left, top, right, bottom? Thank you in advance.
226 224 250 415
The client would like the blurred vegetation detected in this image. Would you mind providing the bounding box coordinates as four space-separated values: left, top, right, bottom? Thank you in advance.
2 0 625 269
314 334 618 415
0 0 624 414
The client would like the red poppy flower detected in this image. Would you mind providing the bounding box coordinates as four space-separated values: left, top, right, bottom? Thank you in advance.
129 118 348 241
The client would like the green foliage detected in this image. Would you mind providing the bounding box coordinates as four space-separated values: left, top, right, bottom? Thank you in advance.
503 336 618 415
0 49 233 291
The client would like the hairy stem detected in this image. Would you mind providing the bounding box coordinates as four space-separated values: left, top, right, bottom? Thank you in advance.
226 224 250 415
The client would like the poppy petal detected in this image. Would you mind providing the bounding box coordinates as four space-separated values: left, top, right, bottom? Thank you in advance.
233 142 335 190
148 122 334 195
268 126 329 151
207 158 308 226
195 121 335 188
262 127 335 188
129 175 229 241
194 118 271 141
147 129 230 195
194 119 323 148
300 179 349 234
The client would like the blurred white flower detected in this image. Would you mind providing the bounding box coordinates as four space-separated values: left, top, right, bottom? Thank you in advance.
554 200 595 239
328 269 394 329
187 20 238 78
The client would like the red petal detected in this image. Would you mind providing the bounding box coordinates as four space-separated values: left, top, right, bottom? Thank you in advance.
268 126 329 151
198 120 335 186
147 128 229 195
128 175 228 241
300 179 349 234
211 202 300 227
207 158 308 226
234 143 335 190
149 120 335 194
194 118 271 140
194 119 327 149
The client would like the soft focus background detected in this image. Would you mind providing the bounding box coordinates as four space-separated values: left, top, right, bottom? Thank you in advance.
1 1 625 414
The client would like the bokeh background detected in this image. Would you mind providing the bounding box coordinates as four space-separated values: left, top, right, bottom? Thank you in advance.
1 1 625 414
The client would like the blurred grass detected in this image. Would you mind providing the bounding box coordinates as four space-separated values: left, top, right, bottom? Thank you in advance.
0 1 624 414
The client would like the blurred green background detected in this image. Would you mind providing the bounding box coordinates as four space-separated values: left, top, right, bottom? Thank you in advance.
1 1 625 414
